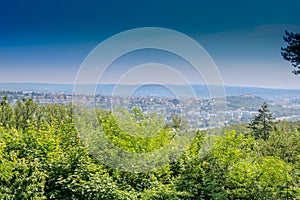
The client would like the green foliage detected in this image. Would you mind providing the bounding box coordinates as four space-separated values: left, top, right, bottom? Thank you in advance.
226 95 265 110
248 102 274 140
281 30 300 74
0 96 13 127
97 108 174 153
0 97 299 199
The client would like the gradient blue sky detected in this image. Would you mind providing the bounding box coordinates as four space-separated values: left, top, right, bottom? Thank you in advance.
1 0 300 89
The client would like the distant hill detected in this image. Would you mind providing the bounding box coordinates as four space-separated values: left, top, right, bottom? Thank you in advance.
0 82 300 99
226 95 266 110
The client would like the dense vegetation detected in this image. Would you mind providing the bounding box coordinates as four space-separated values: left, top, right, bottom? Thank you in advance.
0 96 299 199
281 30 300 75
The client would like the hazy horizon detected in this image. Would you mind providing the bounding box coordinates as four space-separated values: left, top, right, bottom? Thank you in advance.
1 81 300 91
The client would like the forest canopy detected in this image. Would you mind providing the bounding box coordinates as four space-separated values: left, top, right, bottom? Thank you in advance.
0 97 299 199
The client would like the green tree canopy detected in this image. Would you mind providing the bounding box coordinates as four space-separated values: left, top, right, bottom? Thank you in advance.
248 102 274 140
281 30 300 74
0 97 299 199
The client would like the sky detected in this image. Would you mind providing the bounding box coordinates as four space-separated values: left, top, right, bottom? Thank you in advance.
0 0 300 89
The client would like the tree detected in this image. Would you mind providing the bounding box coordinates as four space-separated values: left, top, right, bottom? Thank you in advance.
281 30 300 74
14 98 38 129
0 96 13 127
248 102 274 140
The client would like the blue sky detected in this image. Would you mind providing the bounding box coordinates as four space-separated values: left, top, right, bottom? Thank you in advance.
1 0 300 89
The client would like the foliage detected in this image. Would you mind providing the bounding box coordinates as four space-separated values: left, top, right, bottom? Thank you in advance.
0 96 299 199
226 95 265 110
248 102 274 140
281 30 300 74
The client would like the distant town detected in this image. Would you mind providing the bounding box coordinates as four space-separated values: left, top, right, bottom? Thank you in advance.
1 89 300 129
